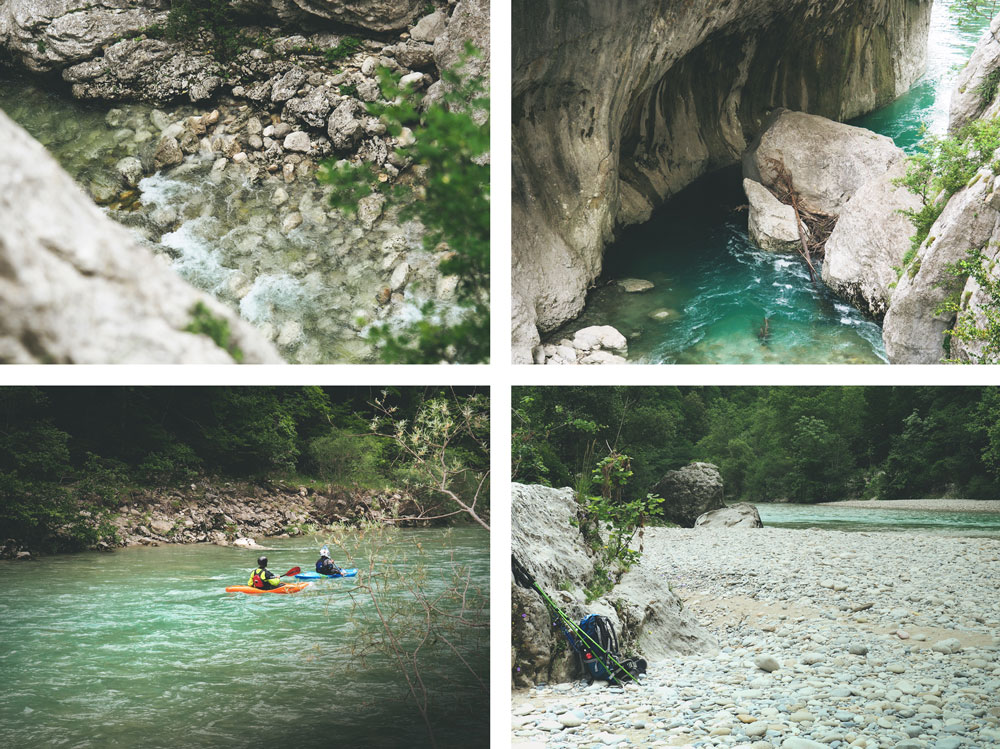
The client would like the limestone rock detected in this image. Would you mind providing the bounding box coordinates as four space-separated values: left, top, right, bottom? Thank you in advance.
616 278 654 292
0 0 166 73
511 484 594 594
153 135 184 171
268 0 424 32
63 38 217 103
951 223 1000 363
283 86 335 129
283 131 311 153
651 462 726 528
745 109 904 216
427 0 491 109
512 0 931 361
0 109 283 363
411 11 448 43
822 160 923 321
271 67 308 103
327 99 363 150
883 170 1000 363
743 178 801 252
572 325 627 355
949 14 1000 134
754 655 780 672
115 156 144 188
694 503 763 529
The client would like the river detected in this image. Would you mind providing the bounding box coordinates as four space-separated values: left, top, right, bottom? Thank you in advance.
551 0 992 364
756 502 1000 536
0 528 489 749
0 74 434 364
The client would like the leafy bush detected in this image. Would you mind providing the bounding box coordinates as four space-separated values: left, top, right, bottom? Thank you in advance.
184 302 243 363
137 443 202 485
324 36 363 62
76 453 131 508
319 46 489 363
940 246 1000 362
897 118 1000 259
308 429 387 486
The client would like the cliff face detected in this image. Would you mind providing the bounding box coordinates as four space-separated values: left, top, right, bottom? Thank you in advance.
511 0 932 361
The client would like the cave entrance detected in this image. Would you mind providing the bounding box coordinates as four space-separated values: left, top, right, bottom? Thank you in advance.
544 166 887 364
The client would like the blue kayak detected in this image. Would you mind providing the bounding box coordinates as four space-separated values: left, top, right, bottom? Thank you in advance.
294 569 358 580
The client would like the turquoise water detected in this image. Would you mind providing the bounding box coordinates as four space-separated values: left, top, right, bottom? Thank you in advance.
561 0 991 364
0 529 489 748
757 503 1000 536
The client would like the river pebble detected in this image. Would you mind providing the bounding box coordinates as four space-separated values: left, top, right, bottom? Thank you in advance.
513 527 1000 747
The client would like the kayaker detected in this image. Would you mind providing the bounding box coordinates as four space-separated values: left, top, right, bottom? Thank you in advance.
315 546 343 576
249 556 284 589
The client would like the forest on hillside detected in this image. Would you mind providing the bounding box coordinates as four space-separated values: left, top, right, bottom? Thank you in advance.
513 387 1000 503
1 386 488 548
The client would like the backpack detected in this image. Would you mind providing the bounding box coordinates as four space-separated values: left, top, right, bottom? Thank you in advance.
570 614 647 685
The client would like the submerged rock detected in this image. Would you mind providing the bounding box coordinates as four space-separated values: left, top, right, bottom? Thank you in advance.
743 178 801 252
0 109 282 363
616 277 654 292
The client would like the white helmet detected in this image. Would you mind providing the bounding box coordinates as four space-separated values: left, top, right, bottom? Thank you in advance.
320 546 329 557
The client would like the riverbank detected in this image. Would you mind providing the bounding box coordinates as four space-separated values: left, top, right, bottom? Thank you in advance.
1 480 434 559
816 499 1000 513
512 526 1000 747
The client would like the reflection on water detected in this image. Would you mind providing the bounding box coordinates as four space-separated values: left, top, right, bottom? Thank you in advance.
757 503 1000 536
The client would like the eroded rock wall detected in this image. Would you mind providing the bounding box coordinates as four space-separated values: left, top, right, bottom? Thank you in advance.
512 0 932 361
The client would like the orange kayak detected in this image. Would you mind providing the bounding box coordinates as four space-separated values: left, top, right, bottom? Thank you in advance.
225 582 311 595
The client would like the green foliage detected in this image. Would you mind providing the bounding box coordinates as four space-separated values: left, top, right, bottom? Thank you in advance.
137 443 202 485
75 453 130 508
199 388 299 474
308 428 389 487
338 83 359 98
511 395 599 485
583 452 663 573
184 301 243 362
897 118 1000 259
319 46 489 363
514 386 1000 504
940 246 1000 362
977 68 1000 108
166 0 245 62
324 35 363 62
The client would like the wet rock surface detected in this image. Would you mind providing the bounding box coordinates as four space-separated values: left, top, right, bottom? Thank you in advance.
513 526 1000 747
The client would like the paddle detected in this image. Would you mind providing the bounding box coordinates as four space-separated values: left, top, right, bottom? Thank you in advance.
279 566 301 578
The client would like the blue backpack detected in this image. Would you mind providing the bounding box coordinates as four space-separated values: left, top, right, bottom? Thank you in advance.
566 614 646 685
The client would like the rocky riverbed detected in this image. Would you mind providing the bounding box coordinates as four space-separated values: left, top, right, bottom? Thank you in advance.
512 527 1000 747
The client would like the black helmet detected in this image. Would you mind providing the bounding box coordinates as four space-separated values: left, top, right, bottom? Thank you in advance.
257 556 268 568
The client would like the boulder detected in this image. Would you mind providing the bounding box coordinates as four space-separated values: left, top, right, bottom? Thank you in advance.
616 278 654 292
411 11 448 43
694 503 763 529
822 160 923 320
271 67 308 104
282 131 311 153
283 86 335 129
150 518 174 535
0 109 283 364
744 178 801 252
63 38 218 104
269 0 424 32
744 109 904 216
883 169 1000 363
427 0 490 115
651 462 726 528
511 483 714 687
572 325 627 355
0 0 166 73
153 136 184 171
115 156 144 188
327 99 363 150
950 14 1000 134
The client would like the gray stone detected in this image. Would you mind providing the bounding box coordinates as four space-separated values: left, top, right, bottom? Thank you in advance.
327 99 363 150
572 325 628 354
411 11 448 43
932 638 963 654
754 655 780 672
153 136 183 171
650 462 726 528
268 0 424 32
616 278 654 292
694 503 762 529
115 156 144 188
271 67 308 103
822 159 921 320
950 14 1000 133
0 110 282 364
744 178 802 252
283 131 311 153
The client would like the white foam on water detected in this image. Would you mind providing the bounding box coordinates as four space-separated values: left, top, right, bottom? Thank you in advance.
160 217 235 295
239 273 308 325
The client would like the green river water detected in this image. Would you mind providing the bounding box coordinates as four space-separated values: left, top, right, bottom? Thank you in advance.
0 528 489 749
554 0 992 364
757 503 1000 536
